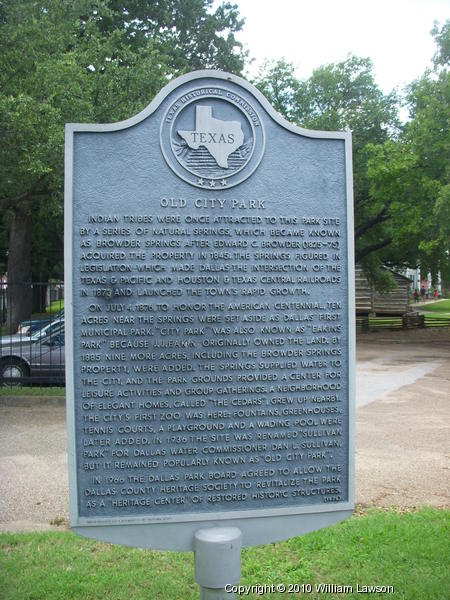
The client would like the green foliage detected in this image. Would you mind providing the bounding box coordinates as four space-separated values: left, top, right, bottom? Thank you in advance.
253 26 449 287
253 56 401 283
253 58 307 121
46 299 64 314
360 253 398 293
401 23 450 284
92 0 246 74
364 19 450 285
254 55 400 201
432 20 450 68
0 0 246 282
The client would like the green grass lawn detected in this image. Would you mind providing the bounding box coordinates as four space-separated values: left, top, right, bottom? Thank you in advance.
418 298 450 314
417 299 450 326
1 508 448 599
45 299 64 314
0 386 65 396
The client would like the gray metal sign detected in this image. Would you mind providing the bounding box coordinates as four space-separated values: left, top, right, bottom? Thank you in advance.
65 71 355 551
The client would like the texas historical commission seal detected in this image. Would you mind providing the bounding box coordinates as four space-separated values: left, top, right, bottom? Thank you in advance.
160 86 265 189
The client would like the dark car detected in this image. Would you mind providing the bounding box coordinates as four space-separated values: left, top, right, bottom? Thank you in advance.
0 330 65 386
16 309 64 335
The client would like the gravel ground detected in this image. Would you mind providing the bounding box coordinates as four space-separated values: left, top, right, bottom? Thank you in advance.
0 329 449 532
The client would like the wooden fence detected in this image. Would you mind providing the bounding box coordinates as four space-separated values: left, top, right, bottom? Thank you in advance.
356 312 450 332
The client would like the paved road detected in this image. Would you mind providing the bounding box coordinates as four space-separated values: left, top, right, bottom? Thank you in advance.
356 345 445 408
0 331 449 532
355 334 449 508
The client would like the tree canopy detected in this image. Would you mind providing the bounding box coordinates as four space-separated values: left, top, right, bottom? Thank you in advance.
253 24 449 288
366 20 449 286
0 0 246 330
0 2 448 332
253 55 401 285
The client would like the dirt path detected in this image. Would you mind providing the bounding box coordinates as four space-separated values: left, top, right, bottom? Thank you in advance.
0 329 449 532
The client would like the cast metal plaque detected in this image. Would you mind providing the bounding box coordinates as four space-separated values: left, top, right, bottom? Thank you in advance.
65 71 355 550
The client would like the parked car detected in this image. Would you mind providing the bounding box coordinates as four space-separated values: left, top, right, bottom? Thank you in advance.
1 317 64 348
16 309 64 335
0 328 65 386
17 317 52 335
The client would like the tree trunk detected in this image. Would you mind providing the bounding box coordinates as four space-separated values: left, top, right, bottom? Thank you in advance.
6 213 32 334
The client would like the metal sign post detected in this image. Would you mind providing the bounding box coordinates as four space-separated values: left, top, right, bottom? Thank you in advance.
194 527 242 598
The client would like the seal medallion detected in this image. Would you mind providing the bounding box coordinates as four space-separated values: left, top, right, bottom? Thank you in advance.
160 86 265 188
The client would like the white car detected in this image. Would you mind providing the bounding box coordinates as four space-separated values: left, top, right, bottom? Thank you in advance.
0 318 64 348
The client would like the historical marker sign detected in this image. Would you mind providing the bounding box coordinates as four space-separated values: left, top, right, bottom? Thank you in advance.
65 71 355 551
